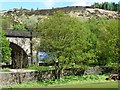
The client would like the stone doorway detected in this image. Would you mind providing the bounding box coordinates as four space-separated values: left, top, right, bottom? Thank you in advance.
10 42 28 69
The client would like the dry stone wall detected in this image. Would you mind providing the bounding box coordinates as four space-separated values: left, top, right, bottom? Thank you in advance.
0 68 84 86
0 67 115 86
0 70 38 86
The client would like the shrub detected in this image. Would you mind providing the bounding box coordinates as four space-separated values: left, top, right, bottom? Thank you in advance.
26 65 55 71
0 28 11 63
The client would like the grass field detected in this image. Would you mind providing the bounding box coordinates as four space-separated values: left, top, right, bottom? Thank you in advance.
6 81 119 88
45 81 119 88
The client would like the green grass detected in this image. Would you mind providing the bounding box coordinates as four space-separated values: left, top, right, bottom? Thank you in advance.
6 80 118 88
46 81 118 88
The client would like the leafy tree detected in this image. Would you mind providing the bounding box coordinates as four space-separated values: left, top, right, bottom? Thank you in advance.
91 2 119 11
36 10 119 78
105 19 119 64
92 3 100 8
111 2 117 11
118 1 120 12
88 18 119 66
0 27 11 64
36 11 95 78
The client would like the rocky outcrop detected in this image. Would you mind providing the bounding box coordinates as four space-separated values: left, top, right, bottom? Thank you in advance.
1 6 119 23
86 8 119 19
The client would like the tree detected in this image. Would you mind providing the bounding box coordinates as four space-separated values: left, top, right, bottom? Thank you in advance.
36 10 119 78
91 2 119 11
102 2 109 10
88 18 119 66
36 11 95 78
111 2 117 11
92 3 100 8
0 27 11 64
118 1 120 12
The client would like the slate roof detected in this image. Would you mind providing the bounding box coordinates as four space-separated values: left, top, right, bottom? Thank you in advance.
4 30 39 38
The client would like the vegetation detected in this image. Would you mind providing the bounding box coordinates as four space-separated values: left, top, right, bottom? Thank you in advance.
0 28 11 63
1 15 38 31
26 65 55 71
20 15 38 31
36 11 119 79
92 2 120 11
88 18 119 66
13 23 26 31
36 11 90 78
0 4 119 87
48 81 118 88
1 17 12 30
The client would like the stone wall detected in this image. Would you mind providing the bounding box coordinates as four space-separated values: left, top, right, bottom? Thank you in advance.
84 66 119 75
84 66 103 75
0 70 38 86
0 68 85 86
1 66 116 86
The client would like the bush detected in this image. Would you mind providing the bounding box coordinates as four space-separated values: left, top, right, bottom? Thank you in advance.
41 74 107 86
101 66 119 74
13 24 26 31
0 28 11 63
26 65 55 71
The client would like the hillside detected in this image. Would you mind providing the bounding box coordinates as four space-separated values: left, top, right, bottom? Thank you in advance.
1 6 119 17
0 6 119 31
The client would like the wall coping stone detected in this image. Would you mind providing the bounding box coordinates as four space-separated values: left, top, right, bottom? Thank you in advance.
9 69 37 72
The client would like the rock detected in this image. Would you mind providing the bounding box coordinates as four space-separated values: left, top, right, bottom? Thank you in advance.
84 66 103 75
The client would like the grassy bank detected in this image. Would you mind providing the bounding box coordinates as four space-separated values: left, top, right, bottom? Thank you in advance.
42 81 118 88
5 80 118 88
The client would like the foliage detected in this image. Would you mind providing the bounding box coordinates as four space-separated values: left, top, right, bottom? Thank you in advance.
26 65 55 71
20 15 38 31
91 2 119 11
36 11 119 78
37 11 92 67
0 28 11 63
41 74 107 86
13 23 26 31
36 11 94 78
64 64 88 71
88 18 119 66
1 17 12 30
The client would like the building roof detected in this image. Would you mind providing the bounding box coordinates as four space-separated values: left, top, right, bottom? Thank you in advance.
4 30 38 38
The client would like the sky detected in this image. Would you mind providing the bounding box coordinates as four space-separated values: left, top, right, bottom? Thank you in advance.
0 0 119 10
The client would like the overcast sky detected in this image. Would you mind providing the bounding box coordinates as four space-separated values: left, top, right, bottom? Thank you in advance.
0 0 119 10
